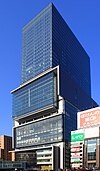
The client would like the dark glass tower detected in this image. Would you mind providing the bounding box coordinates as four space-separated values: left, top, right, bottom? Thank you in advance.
11 3 98 170
21 3 91 97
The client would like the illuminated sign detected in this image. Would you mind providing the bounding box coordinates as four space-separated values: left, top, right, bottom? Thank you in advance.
71 133 84 142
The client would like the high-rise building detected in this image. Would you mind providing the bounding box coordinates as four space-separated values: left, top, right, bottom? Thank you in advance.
0 135 12 161
11 3 98 170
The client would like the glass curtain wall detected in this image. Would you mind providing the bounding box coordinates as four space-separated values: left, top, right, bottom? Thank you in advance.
15 115 63 148
13 72 57 118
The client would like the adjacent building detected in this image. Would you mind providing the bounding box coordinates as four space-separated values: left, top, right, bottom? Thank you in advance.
71 106 100 169
0 135 12 161
11 3 98 170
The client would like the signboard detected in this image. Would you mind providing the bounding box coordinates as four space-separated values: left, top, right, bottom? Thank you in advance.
71 153 80 158
85 127 99 139
71 163 80 168
78 107 100 129
71 158 80 163
71 147 80 152
71 133 84 142
71 142 81 147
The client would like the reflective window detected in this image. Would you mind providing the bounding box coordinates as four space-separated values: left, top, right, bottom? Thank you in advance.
52 5 91 96
87 139 96 160
16 152 36 167
64 101 78 140
21 4 52 83
15 115 63 148
12 72 57 118
21 2 91 96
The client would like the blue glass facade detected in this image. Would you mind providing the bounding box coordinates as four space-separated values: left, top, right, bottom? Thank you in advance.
52 5 92 99
11 4 98 168
63 101 78 141
21 3 91 98
15 115 62 148
12 72 57 118
52 5 91 97
20 3 98 112
21 4 52 83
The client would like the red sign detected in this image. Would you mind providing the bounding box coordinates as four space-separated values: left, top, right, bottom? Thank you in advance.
71 148 80 152
71 153 80 158
79 108 100 128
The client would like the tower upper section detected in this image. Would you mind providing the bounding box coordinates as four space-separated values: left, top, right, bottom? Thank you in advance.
21 4 52 84
21 3 91 96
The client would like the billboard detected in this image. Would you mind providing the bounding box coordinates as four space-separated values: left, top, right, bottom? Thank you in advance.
71 133 84 142
78 107 100 129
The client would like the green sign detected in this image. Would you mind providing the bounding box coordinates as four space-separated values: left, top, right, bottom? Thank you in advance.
71 158 80 163
71 133 84 142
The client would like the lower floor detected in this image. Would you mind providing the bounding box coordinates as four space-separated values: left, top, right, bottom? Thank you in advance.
13 141 70 170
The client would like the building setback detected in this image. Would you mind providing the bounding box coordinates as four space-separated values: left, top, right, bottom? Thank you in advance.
11 3 98 170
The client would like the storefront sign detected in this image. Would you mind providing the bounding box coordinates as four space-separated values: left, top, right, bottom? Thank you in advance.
71 133 84 142
71 147 80 152
71 153 80 158
71 158 80 163
71 163 80 168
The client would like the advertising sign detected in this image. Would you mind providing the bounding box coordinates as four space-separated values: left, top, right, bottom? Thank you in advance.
78 107 100 129
71 142 81 147
71 147 80 152
71 133 84 142
71 163 80 168
71 153 80 158
71 158 80 163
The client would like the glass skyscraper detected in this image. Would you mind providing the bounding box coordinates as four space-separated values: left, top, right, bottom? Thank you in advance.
11 3 98 170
